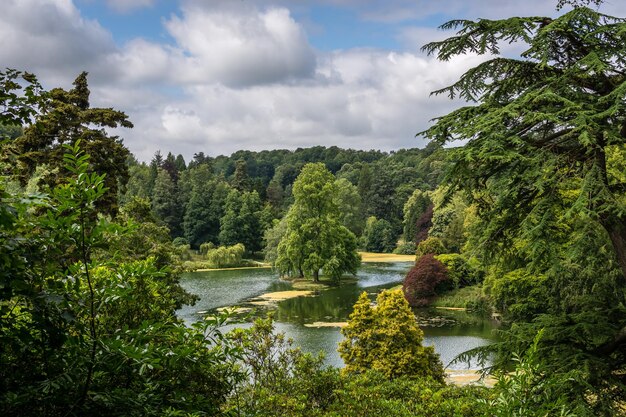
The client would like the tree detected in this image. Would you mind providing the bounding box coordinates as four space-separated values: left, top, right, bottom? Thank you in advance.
421 7 626 413
403 189 431 243
361 216 396 253
1 143 241 415
275 163 360 281
219 189 264 253
421 7 626 278
403 254 450 307
232 158 251 192
339 290 444 381
12 72 132 214
334 178 365 236
182 165 231 247
152 168 182 237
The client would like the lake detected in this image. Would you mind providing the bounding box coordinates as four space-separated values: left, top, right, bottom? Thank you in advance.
177 262 497 369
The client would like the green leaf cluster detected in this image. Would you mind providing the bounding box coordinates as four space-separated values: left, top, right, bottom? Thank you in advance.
339 290 445 381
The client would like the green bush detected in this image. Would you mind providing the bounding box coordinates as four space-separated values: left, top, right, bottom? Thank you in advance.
199 241 215 255
205 243 246 268
339 290 444 381
415 236 446 258
394 241 417 255
172 236 189 247
434 253 481 288
485 269 549 321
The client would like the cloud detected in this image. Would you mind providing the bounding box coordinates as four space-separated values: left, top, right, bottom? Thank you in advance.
0 0 115 86
12 0 623 162
108 48 482 161
162 1 316 87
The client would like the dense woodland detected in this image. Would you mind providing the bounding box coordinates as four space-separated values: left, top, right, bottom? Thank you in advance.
1 2 626 416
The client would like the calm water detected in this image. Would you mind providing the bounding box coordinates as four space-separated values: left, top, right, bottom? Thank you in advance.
178 262 497 369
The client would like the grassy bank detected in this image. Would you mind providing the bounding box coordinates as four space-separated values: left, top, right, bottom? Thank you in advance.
359 251 415 263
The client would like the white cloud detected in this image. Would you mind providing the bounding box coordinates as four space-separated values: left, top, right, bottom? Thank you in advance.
9 0 624 162
0 0 115 86
162 1 316 87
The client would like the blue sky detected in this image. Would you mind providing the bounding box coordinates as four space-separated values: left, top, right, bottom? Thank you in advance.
2 0 624 161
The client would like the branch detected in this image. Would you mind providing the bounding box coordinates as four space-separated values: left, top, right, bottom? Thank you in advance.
594 325 626 356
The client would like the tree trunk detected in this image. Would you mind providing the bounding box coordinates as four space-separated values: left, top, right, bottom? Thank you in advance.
313 269 319 282
298 267 304 278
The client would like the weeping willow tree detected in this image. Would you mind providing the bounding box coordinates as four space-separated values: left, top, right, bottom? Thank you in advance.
421 7 626 415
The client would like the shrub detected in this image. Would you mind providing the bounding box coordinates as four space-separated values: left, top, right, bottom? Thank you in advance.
394 241 417 255
403 254 450 307
199 241 215 255
206 243 246 268
339 290 445 381
434 253 480 288
415 236 446 258
172 236 189 247
485 268 549 321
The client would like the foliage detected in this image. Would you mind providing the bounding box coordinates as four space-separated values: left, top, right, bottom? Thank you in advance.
393 241 417 255
275 163 360 281
11 72 132 214
429 190 468 253
324 371 490 417
421 8 626 411
484 330 578 417
485 269 550 322
182 165 231 248
205 243 246 268
263 216 288 264
434 253 482 287
0 68 45 128
339 290 445 381
334 177 365 236
152 168 183 237
415 236 446 257
219 189 264 253
403 254 451 307
403 189 431 243
0 142 241 416
414 203 434 244
226 317 341 416
199 241 215 255
361 216 397 253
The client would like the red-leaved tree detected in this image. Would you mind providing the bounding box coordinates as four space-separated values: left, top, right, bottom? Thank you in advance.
403 254 450 307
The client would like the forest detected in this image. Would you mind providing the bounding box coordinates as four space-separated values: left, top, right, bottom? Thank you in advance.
1 2 626 417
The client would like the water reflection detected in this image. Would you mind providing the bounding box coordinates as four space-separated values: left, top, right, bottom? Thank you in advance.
178 262 498 369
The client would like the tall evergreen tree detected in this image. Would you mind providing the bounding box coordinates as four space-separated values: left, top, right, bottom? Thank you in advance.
421 7 626 413
12 72 132 214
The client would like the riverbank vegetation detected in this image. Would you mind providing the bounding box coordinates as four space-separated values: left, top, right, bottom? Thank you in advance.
1 0 626 415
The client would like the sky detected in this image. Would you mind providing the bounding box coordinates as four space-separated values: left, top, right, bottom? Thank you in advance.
2 0 625 162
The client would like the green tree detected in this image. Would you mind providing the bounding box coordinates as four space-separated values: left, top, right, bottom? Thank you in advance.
232 158 251 192
1 143 241 415
152 168 182 237
219 189 264 253
403 189 432 243
334 177 365 236
12 72 132 214
182 165 230 247
361 216 396 253
421 6 626 413
275 163 360 281
339 290 444 381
